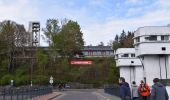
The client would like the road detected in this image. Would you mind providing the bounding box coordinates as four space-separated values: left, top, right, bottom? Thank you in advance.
53 89 121 100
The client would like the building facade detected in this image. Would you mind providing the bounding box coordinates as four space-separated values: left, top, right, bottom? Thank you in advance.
115 48 143 85
134 26 170 90
82 46 114 57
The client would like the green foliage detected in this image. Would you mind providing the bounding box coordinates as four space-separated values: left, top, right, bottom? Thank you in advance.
0 74 13 85
0 59 9 78
15 75 29 86
32 75 48 85
113 30 134 50
36 48 48 74
42 19 60 45
53 20 84 57
0 19 120 87
108 62 119 84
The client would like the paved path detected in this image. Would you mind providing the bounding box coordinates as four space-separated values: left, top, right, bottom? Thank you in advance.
96 89 121 100
32 92 61 100
52 89 121 100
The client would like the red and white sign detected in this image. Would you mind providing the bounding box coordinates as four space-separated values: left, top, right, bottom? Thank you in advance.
70 61 92 65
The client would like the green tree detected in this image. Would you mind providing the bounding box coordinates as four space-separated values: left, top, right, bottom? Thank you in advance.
119 30 126 47
36 48 48 75
107 40 113 46
125 31 134 48
98 41 104 46
113 34 120 50
42 19 60 46
113 30 134 50
0 20 28 72
53 20 84 58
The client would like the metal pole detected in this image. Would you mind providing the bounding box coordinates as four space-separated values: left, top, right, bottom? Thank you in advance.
21 89 23 100
10 89 12 100
16 89 18 100
3 88 5 100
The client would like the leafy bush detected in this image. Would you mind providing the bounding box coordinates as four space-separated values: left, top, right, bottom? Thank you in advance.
15 75 29 86
0 74 14 85
32 75 48 85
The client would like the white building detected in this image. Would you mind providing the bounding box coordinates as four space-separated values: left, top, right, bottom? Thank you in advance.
134 26 170 88
115 48 143 85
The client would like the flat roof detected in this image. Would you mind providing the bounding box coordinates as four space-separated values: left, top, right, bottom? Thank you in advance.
116 48 135 54
134 26 170 37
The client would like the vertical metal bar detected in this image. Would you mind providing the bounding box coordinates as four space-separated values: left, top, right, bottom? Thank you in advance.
30 88 32 99
3 88 5 100
25 88 27 100
16 89 18 100
10 89 12 100
22 89 23 100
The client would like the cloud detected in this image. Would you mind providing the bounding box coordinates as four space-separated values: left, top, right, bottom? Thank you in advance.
1 0 170 46
83 0 170 45
126 0 140 4
0 0 39 28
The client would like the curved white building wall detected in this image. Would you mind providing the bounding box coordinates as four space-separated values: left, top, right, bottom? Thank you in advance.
135 43 170 56
116 58 142 67
134 26 170 95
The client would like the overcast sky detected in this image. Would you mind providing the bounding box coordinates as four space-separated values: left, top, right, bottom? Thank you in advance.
0 0 170 46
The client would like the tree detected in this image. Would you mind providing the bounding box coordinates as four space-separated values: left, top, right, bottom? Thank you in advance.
42 19 60 46
98 41 104 46
0 20 28 48
113 34 120 50
0 20 28 72
114 34 119 42
119 30 126 47
53 20 84 57
107 40 113 46
36 48 48 75
124 31 134 48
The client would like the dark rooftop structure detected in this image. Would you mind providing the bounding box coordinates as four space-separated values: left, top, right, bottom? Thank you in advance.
82 46 114 57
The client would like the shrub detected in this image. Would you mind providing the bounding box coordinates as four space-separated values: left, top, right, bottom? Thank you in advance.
0 74 14 85
32 75 48 85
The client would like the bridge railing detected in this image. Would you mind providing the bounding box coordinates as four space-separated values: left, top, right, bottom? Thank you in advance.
104 84 120 97
0 86 52 100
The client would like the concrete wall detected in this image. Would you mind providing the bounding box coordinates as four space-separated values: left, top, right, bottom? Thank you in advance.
135 66 143 85
116 58 142 67
119 66 143 86
142 55 170 86
166 86 170 98
135 43 170 56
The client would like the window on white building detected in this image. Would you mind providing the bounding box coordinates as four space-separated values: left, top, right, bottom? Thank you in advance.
121 54 129 57
136 37 140 42
115 54 118 59
161 35 169 41
131 54 135 57
145 35 157 41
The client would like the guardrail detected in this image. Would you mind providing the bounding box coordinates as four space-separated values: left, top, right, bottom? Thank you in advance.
160 79 170 86
104 84 120 97
0 86 52 100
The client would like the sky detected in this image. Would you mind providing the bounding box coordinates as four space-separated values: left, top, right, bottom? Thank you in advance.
0 0 170 46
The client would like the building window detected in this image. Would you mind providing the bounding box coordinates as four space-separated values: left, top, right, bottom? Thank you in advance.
136 37 140 42
131 54 135 57
115 54 118 59
161 35 169 41
121 54 129 57
145 35 157 41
